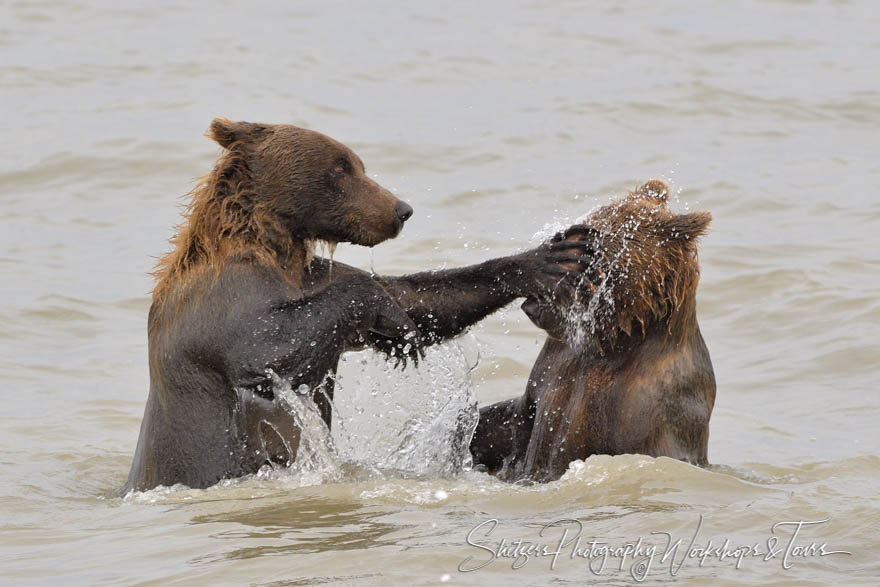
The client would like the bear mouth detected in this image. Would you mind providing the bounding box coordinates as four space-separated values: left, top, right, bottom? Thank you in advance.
346 217 406 247
522 297 567 335
391 216 406 237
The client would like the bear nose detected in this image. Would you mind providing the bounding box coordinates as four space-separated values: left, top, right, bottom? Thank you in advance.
395 201 414 223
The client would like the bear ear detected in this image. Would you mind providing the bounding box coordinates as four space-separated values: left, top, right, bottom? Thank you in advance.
635 178 670 202
207 118 268 148
661 211 712 241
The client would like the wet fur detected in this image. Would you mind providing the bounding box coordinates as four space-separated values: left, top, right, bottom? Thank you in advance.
470 180 716 482
125 119 591 492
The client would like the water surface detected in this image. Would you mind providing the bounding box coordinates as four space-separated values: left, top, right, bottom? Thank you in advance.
1 1 878 584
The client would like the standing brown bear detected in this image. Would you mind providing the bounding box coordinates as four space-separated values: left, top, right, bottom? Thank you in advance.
124 118 594 492
470 179 716 482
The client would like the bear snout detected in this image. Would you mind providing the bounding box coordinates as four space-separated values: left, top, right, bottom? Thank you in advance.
394 201 414 223
521 298 542 321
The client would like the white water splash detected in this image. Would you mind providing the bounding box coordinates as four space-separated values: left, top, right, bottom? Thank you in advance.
127 339 482 500
528 201 654 349
564 218 639 348
267 370 344 482
333 334 481 477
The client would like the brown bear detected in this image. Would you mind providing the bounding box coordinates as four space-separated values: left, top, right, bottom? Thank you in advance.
469 179 716 482
123 118 595 492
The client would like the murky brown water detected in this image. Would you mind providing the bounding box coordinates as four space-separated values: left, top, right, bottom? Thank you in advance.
2 1 879 585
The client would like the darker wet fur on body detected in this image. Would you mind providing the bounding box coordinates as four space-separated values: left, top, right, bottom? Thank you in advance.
125 119 596 492
470 179 716 482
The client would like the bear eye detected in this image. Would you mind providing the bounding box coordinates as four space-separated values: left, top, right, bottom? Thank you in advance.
333 158 351 176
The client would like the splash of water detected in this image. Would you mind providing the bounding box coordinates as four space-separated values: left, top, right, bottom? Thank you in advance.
267 370 344 482
530 198 658 350
563 217 638 348
332 335 481 478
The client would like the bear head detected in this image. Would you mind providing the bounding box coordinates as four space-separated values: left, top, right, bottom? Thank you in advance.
523 179 711 349
208 118 413 248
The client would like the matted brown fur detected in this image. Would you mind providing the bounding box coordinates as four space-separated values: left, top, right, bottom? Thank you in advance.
127 117 603 492
152 125 320 300
574 179 711 348
469 179 716 480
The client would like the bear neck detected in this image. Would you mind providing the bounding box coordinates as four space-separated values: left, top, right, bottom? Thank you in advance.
593 296 697 363
152 150 305 299
552 293 698 364
596 245 701 350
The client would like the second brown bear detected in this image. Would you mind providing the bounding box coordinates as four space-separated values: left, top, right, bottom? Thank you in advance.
470 179 717 482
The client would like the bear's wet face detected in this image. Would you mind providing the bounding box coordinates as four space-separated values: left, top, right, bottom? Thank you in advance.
470 179 716 481
525 179 711 348
209 118 411 248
